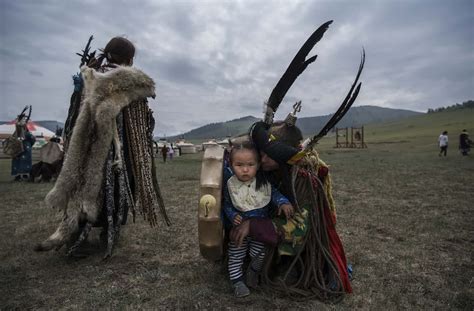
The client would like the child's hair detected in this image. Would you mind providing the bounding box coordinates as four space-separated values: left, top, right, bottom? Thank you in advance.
229 141 268 190
229 140 258 162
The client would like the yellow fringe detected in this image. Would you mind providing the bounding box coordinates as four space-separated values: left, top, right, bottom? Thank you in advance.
299 150 337 219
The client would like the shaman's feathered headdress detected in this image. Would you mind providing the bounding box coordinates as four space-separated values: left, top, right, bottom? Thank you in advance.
252 20 365 164
16 105 32 124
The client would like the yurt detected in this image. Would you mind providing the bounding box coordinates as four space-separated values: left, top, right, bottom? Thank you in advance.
217 138 230 148
176 140 197 154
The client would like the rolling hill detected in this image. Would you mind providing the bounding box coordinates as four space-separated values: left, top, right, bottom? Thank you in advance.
315 107 474 153
363 107 473 145
167 105 422 140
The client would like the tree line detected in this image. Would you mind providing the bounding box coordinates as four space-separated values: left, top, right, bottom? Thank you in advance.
427 100 474 113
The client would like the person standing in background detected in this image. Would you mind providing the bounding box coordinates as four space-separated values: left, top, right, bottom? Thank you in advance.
168 144 174 160
459 129 471 156
161 144 169 162
438 131 448 156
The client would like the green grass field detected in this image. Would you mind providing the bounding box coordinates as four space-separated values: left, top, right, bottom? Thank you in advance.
1 110 473 309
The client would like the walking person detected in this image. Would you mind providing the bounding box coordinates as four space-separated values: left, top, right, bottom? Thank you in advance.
459 129 471 156
438 131 448 156
161 144 169 162
35 36 170 257
168 144 174 160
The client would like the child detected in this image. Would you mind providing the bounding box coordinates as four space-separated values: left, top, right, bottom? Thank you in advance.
223 141 293 297
168 144 174 160
438 130 448 156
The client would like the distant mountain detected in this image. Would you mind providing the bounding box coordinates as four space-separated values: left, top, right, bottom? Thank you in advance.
167 115 259 140
2 106 422 141
297 105 421 135
166 106 422 141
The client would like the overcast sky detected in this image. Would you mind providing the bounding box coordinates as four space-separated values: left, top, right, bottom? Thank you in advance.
1 0 473 136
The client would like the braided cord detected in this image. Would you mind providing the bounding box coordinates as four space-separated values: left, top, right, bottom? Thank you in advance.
261 161 345 301
124 101 170 227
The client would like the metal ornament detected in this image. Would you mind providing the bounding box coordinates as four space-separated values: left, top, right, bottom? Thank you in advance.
284 101 302 127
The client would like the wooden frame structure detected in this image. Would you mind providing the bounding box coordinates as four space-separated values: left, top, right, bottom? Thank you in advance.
335 126 367 148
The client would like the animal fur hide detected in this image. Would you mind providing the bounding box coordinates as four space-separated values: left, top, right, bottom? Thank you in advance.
45 65 155 227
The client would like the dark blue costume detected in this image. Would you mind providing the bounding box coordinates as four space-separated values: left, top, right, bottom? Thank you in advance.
11 131 36 177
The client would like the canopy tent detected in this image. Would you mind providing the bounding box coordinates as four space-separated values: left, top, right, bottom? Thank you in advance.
0 120 56 140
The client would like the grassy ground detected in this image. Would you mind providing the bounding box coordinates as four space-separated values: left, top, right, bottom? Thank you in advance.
1 110 473 309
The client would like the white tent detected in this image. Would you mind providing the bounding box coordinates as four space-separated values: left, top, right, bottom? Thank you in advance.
176 140 197 154
0 120 55 140
217 138 230 148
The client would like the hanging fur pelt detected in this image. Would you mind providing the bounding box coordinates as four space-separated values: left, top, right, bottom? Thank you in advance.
36 65 155 251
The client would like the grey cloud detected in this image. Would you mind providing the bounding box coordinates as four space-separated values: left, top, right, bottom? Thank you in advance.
0 48 16 58
157 57 202 85
28 69 43 77
1 0 473 136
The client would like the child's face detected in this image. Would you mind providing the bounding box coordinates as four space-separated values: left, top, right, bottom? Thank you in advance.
231 149 258 183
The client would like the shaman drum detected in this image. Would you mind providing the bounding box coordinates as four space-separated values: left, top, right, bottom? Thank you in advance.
198 145 225 261
2 136 24 158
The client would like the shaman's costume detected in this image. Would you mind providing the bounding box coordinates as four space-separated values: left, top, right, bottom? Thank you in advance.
11 132 35 180
459 130 471 156
251 121 352 300
30 139 64 182
198 20 364 302
2 106 36 181
36 57 170 257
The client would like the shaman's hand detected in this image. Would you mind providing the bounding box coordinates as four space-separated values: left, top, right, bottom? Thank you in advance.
87 56 99 69
278 203 294 220
230 219 250 247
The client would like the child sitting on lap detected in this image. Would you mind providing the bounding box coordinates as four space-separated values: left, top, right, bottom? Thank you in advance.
223 141 293 297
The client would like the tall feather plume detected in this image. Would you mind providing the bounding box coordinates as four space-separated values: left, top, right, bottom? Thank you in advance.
303 48 365 151
264 20 333 123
